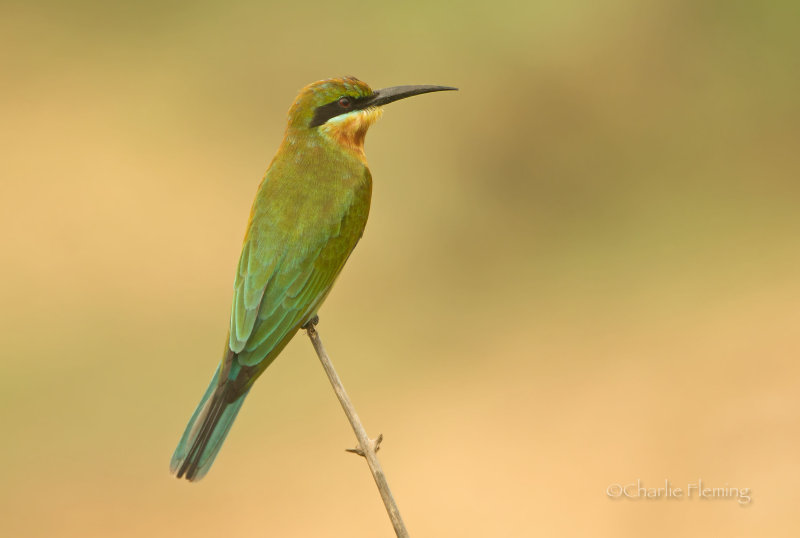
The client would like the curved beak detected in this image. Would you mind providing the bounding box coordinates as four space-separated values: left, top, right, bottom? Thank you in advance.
360 85 458 108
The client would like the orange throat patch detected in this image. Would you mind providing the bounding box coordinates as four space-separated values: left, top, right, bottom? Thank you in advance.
319 107 383 160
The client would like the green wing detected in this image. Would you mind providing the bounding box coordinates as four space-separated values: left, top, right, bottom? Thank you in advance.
227 171 370 369
234 234 340 367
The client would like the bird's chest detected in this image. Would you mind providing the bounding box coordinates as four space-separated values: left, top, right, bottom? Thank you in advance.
249 160 371 250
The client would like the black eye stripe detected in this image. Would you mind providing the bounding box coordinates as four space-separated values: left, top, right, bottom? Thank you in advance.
309 95 373 127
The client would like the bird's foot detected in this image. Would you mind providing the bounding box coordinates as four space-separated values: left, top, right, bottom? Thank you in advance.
302 315 319 331
346 433 383 458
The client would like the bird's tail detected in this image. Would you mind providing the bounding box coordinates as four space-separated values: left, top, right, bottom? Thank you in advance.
170 365 251 481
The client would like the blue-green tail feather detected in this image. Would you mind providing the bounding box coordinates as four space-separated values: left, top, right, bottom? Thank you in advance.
170 365 250 481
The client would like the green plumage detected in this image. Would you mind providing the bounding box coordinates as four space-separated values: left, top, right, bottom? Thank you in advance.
171 78 373 481
171 76 455 481
231 133 371 368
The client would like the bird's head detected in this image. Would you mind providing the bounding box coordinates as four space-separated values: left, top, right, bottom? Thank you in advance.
286 76 456 157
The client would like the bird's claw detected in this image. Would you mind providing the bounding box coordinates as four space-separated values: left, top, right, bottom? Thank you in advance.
302 315 319 331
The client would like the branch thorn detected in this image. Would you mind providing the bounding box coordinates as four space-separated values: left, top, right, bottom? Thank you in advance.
346 433 383 457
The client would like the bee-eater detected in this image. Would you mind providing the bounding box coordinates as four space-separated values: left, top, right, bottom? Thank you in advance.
170 76 456 481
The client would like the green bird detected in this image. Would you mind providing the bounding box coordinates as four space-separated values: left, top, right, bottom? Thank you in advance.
171 76 456 481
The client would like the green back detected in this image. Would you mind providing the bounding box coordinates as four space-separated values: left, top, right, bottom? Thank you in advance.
228 130 372 370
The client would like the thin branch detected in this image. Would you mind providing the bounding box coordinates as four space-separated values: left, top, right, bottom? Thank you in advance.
304 318 409 538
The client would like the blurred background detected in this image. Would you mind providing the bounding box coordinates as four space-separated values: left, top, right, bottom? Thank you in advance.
2 1 799 536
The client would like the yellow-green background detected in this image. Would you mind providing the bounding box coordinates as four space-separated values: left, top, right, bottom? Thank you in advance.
2 1 798 536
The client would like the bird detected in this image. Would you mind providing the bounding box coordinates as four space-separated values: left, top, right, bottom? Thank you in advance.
170 76 456 481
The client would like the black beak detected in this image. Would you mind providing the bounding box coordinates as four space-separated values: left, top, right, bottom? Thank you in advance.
310 84 457 127
361 85 458 108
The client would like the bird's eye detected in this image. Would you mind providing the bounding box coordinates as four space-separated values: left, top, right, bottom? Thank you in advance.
338 97 352 109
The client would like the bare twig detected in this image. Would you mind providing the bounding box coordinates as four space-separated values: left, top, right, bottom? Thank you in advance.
303 318 409 538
